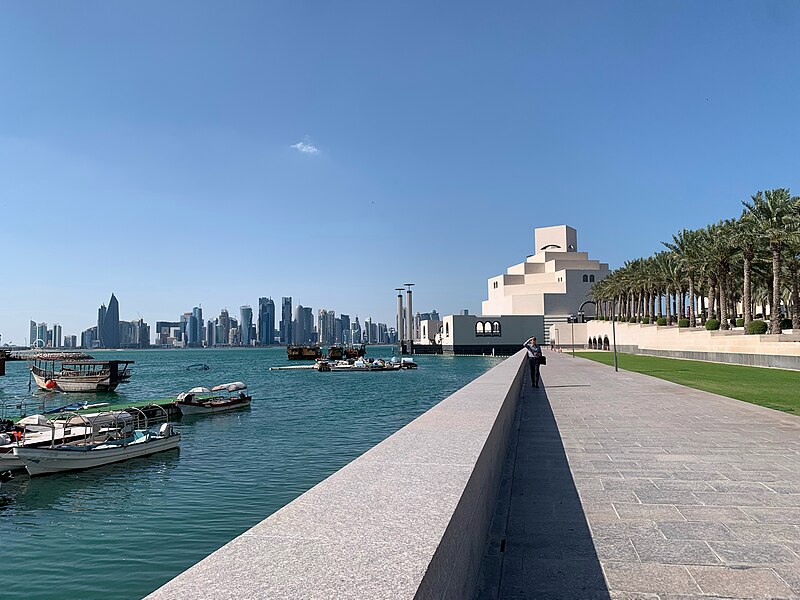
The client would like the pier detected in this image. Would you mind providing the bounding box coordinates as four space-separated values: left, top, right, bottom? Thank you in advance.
146 351 800 598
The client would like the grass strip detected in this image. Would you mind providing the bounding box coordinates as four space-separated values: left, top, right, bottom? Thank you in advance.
574 351 800 415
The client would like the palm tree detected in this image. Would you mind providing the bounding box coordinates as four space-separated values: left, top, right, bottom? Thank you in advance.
742 189 800 334
732 212 760 328
663 228 703 327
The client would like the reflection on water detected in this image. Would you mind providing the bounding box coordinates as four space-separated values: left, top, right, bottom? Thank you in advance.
0 347 501 599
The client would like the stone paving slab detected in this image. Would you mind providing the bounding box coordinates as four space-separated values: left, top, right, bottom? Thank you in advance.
477 351 800 599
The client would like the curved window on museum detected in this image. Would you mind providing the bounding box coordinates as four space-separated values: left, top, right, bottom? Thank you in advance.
583 274 588 282
446 323 449 336
590 275 595 282
492 321 501 336
475 321 485 337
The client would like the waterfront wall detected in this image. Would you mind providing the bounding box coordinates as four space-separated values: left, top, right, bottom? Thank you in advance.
549 321 800 370
146 350 528 599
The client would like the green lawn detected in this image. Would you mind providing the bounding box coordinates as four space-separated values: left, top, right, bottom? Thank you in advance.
574 352 800 416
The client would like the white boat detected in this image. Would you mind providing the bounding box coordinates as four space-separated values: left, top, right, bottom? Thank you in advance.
12 408 179 476
29 353 133 392
176 382 252 416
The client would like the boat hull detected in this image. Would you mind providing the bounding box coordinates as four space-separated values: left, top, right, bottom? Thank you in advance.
177 397 251 416
32 372 120 393
13 434 180 476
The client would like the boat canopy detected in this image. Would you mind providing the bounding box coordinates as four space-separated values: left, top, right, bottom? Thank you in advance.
18 414 49 427
187 386 212 394
211 382 247 392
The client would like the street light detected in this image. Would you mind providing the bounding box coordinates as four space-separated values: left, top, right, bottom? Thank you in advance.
610 300 619 372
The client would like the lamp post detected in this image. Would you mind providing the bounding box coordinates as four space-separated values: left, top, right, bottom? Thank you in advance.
569 315 575 358
611 300 619 372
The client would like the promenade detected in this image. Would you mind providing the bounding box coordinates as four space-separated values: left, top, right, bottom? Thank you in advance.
478 351 800 599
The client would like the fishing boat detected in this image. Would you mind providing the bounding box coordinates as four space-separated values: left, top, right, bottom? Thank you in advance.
29 353 133 392
13 408 180 476
0 411 135 470
175 382 252 416
287 345 322 360
327 344 367 360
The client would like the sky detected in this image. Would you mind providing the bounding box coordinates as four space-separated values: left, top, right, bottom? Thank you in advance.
2 1 800 344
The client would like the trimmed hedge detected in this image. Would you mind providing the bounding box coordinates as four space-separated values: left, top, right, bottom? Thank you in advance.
656 317 667 326
736 318 744 327
642 315 651 324
678 318 689 328
629 317 638 323
747 319 768 335
781 318 793 330
705 319 721 331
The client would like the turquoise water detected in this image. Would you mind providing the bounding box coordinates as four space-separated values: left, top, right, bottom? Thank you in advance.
0 347 501 599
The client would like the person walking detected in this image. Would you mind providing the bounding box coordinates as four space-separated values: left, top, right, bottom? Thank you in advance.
524 336 543 388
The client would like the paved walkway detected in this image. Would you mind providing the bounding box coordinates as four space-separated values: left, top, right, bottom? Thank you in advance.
477 350 800 599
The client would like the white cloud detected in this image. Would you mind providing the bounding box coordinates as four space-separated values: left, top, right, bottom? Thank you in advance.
290 141 319 154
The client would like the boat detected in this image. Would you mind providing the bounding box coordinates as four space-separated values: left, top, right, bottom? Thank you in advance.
327 344 367 360
175 382 252 416
317 358 403 372
186 363 210 371
287 346 322 360
29 353 133 392
0 411 136 470
13 408 180 476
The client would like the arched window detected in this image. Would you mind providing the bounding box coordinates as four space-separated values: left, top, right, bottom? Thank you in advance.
590 275 595 282
445 323 449 336
492 321 501 336
475 321 485 337
582 274 589 283
422 325 427 337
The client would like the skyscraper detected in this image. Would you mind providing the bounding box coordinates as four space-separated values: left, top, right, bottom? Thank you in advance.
280 297 292 344
352 317 362 344
317 309 336 346
340 314 350 344
29 320 36 348
98 293 120 348
218 309 231 345
192 307 203 346
258 297 275 346
52 324 62 348
206 319 216 347
240 305 253 347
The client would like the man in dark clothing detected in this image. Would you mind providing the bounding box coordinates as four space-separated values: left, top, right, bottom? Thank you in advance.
524 336 543 388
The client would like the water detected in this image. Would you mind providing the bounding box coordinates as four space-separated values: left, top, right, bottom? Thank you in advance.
0 347 501 599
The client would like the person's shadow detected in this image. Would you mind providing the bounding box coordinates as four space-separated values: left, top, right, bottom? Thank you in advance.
477 375 610 599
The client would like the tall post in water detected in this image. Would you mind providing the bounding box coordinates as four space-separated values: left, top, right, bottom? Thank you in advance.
396 288 405 353
405 283 414 348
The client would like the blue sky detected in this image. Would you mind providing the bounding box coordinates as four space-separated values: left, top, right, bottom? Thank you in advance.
2 1 800 343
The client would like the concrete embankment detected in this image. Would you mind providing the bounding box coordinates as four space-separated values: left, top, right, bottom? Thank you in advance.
146 350 528 599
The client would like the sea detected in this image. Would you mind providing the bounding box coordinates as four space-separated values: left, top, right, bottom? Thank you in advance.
0 347 502 599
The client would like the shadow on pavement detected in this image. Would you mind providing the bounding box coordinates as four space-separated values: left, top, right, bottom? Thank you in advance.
476 373 610 599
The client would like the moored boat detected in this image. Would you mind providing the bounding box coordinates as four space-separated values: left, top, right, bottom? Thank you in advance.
29 353 133 392
287 346 322 360
176 382 252 416
12 408 180 476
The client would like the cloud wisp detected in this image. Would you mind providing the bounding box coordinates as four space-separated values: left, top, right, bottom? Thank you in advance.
290 141 319 154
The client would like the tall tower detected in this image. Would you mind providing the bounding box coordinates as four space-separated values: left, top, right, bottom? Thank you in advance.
405 283 414 343
100 294 120 348
395 288 405 347
280 297 293 344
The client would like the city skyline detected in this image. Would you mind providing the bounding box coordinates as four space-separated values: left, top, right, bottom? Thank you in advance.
19 291 434 349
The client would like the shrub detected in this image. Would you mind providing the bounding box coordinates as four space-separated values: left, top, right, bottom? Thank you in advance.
629 317 638 323
781 318 793 330
736 318 744 327
656 317 667 326
678 318 689 328
747 319 768 335
705 319 720 331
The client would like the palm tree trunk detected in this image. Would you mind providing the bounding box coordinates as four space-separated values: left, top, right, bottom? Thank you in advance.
791 264 800 331
771 243 782 334
721 267 731 330
665 287 672 324
743 254 752 327
699 292 706 324
688 276 696 327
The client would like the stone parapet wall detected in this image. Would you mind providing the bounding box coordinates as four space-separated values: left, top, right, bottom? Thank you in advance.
146 351 528 599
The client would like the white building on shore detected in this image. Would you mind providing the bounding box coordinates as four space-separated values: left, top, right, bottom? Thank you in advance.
420 225 609 355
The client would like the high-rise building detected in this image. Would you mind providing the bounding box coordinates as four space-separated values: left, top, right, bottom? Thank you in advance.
35 322 48 348
206 319 216 347
29 320 36 348
98 293 121 348
317 309 336 346
377 323 388 344
52 324 62 348
339 314 351 344
97 304 107 340
240 305 253 347
258 297 276 346
187 314 198 346
351 317 362 344
155 321 181 346
192 307 203 346
218 309 231 345
81 326 97 348
280 297 292 344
